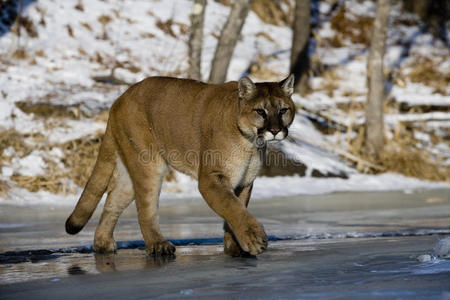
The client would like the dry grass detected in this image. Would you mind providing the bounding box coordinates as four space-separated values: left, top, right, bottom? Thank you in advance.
98 15 113 26
140 32 155 39
156 19 176 37
248 54 281 80
379 146 450 182
318 69 340 97
2 131 102 194
126 18 137 25
330 5 374 46
1 115 177 196
0 129 39 158
406 57 450 95
78 47 87 56
214 0 232 6
256 32 275 43
12 49 28 60
0 129 78 194
74 1 84 11
12 16 38 38
35 49 46 57
214 0 292 25
94 52 104 64
112 9 120 19
67 24 74 37
127 65 141 73
251 0 292 26
114 60 142 74
336 100 365 112
323 34 347 48
15 101 82 119
80 22 92 32
155 19 188 38
347 124 450 181
59 133 103 188
11 173 75 194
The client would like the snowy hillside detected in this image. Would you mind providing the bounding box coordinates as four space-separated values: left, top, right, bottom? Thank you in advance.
0 0 449 205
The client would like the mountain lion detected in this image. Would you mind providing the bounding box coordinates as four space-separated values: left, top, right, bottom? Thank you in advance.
66 75 295 256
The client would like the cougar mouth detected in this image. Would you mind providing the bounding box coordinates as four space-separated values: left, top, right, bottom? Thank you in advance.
263 129 287 142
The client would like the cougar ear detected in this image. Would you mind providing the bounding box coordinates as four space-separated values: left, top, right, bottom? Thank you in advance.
238 76 256 101
280 74 295 96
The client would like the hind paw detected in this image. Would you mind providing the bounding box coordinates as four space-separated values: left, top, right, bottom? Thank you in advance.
94 236 117 254
146 240 176 256
224 232 245 257
224 232 254 257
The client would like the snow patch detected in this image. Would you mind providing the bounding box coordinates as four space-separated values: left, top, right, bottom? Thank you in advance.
11 151 48 177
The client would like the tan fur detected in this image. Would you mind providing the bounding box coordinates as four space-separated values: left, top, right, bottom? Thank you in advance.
66 75 295 256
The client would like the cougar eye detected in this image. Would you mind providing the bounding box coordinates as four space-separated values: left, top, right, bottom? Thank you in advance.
279 108 289 115
254 109 266 118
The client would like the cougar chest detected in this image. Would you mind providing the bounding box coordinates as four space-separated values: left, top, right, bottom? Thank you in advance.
228 147 263 188
242 150 263 186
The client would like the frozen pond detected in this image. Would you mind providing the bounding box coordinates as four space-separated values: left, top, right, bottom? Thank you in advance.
0 189 449 299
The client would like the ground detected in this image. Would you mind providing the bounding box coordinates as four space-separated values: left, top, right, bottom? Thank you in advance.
1 189 449 299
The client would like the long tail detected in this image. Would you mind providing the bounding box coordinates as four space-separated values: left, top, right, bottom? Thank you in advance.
65 122 116 235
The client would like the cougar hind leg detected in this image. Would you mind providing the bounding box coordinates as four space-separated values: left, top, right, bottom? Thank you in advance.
94 156 134 253
127 153 175 256
112 110 175 256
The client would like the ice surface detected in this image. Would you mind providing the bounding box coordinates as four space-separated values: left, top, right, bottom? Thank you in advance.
434 237 450 258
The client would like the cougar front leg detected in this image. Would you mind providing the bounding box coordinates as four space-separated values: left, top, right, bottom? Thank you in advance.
199 173 267 255
94 156 134 254
224 184 253 256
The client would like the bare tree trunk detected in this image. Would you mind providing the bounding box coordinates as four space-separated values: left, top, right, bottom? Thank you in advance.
290 0 311 95
364 0 390 159
209 0 253 84
188 0 207 81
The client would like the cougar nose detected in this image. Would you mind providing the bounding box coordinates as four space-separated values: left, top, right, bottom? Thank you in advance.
269 128 281 135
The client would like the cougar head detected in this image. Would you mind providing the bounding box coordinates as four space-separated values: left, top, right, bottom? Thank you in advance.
237 75 295 145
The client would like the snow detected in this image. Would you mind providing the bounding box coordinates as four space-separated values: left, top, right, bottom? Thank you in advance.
0 0 448 206
2 146 15 157
346 1 376 17
11 150 47 177
386 112 450 123
46 119 106 144
1 171 448 207
391 82 450 106
0 101 16 131
1 167 14 177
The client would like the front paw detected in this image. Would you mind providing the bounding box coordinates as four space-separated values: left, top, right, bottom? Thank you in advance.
232 216 268 255
146 240 176 256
